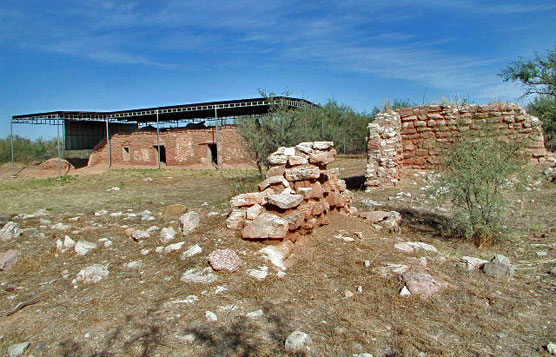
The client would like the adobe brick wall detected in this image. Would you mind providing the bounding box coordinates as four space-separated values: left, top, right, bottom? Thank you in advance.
366 103 548 190
88 126 251 168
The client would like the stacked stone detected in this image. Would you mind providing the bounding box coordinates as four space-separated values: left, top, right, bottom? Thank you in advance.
365 111 403 189
398 103 547 168
227 141 352 241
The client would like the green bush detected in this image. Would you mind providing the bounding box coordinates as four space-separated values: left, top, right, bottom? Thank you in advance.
431 123 526 246
0 135 60 164
528 95 556 151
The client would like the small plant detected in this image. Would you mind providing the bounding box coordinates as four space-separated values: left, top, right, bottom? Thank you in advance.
431 122 526 246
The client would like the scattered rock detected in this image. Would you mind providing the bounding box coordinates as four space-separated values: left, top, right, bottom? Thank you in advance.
246 309 264 318
8 342 30 357
98 238 113 248
74 264 109 284
344 290 354 298
0 250 18 271
482 254 514 279
125 261 142 269
242 213 289 239
402 271 447 298
95 209 108 216
547 342 556 355
395 241 438 253
164 241 185 253
181 267 217 284
400 286 411 297
246 204 263 220
146 225 159 233
181 244 202 259
458 256 488 271
285 331 313 353
208 249 244 272
179 212 200 234
0 222 21 241
74 240 98 256
205 311 218 322
360 211 390 222
377 264 407 277
51 222 70 231
131 229 150 241
247 266 269 280
63 235 76 248
259 241 294 270
214 285 228 294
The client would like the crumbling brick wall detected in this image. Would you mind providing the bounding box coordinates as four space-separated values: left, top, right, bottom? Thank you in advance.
227 141 352 243
366 103 547 190
88 126 251 168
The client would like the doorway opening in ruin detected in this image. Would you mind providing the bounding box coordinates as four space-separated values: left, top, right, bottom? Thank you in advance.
122 146 130 161
208 143 218 165
154 145 167 164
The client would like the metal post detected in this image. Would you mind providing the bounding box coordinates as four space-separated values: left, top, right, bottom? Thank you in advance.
214 106 219 170
10 118 15 177
156 110 160 169
57 117 62 179
105 118 111 168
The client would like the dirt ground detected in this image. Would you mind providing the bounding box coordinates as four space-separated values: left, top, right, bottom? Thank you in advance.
0 156 555 356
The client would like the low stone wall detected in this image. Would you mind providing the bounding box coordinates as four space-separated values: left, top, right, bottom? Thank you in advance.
227 141 352 242
366 103 548 189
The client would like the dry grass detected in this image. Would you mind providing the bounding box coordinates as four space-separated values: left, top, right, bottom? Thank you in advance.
0 157 554 356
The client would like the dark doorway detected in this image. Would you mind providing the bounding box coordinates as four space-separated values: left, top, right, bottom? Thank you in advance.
154 145 167 164
208 143 218 165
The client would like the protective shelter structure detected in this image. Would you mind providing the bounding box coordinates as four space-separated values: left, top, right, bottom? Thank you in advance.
10 97 312 177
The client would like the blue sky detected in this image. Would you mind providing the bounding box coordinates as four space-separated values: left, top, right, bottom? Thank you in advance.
1 0 555 139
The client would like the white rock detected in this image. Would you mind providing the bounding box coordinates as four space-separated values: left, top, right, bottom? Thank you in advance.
75 264 109 284
51 222 70 231
125 261 142 269
205 311 218 322
285 331 313 353
395 241 438 253
146 225 159 233
95 210 108 216
140 249 151 255
283 147 296 156
181 244 202 259
164 241 185 253
98 238 113 247
56 239 64 252
110 211 123 217
400 286 411 297
131 230 150 240
214 285 228 294
247 266 268 280
160 227 177 244
459 256 488 271
64 236 78 249
181 267 217 284
155 246 164 254
171 295 199 304
246 309 264 318
8 342 30 357
179 212 200 234
258 241 294 270
75 240 98 256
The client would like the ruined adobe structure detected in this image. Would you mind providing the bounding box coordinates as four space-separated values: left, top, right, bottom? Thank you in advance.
227 141 352 243
88 126 250 168
366 103 548 189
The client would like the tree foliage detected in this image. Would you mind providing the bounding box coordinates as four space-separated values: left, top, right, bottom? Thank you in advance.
499 46 556 97
431 123 526 246
500 46 556 151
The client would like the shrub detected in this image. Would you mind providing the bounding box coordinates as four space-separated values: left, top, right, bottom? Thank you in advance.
431 123 526 246
0 135 60 164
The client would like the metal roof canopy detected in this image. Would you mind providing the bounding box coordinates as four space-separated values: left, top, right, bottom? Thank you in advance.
12 96 313 125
